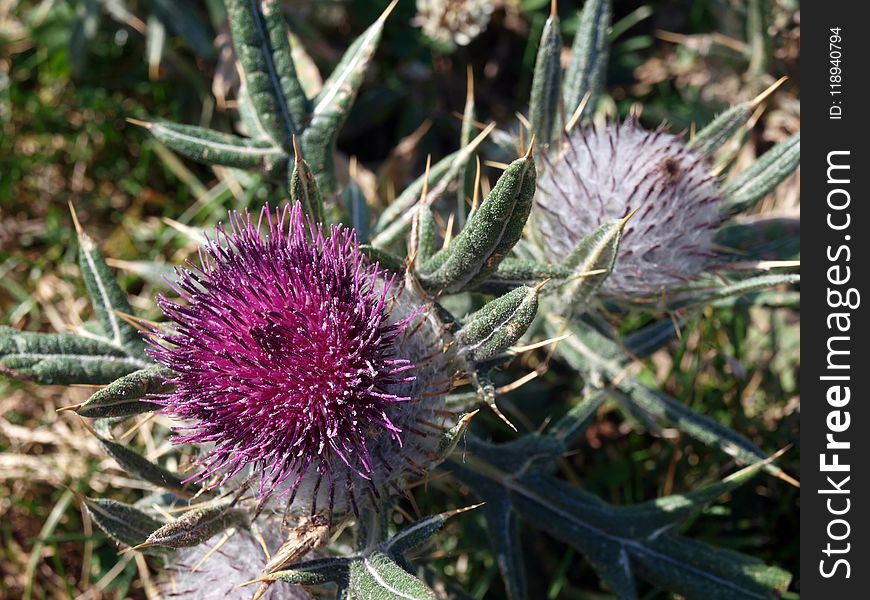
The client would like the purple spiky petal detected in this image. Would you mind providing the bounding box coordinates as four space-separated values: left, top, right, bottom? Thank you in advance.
148 203 420 508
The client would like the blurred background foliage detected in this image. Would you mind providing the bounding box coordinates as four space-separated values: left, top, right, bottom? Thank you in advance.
0 0 798 598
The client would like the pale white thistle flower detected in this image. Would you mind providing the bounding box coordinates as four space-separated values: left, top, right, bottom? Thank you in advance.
161 527 311 600
414 0 494 49
533 120 722 299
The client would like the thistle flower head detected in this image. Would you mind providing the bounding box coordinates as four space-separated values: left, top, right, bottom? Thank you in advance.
414 0 493 49
534 120 722 299
150 203 454 515
162 525 311 600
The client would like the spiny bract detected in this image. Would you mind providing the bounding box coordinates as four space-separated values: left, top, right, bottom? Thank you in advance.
533 119 722 299
149 202 455 515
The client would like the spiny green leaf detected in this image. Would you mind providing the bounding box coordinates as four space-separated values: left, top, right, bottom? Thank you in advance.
490 258 573 282
76 365 170 419
547 390 607 446
372 122 494 249
259 0 310 128
687 103 753 158
479 492 527 600
94 434 195 497
84 498 164 552
436 411 478 463
450 436 790 600
558 214 628 308
456 285 540 362
668 273 800 310
74 215 149 359
0 328 149 385
418 155 537 292
618 459 771 538
348 551 437 600
457 68 477 226
688 78 786 157
142 502 247 548
382 505 482 557
290 138 325 223
261 557 350 586
137 121 286 172
563 0 612 122
720 132 800 215
633 535 791 600
226 0 304 149
302 1 396 198
373 151 460 236
546 316 785 478
412 203 438 265
529 2 562 145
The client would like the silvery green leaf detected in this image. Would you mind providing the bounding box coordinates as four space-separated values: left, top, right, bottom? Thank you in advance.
95 434 195 497
289 141 325 223
263 556 350 586
746 0 771 77
382 505 481 557
491 257 572 282
623 319 680 359
84 497 165 552
563 0 612 122
713 290 800 310
143 502 247 548
456 285 540 362
372 123 494 248
547 390 607 446
75 218 149 359
138 121 286 172
348 551 437 600
668 273 800 310
617 459 770 537
457 70 476 226
226 0 306 149
477 258 572 294
689 78 787 158
633 536 791 600
529 3 562 145
0 327 149 385
302 1 397 198
435 411 478 463
418 154 536 292
547 316 787 479
686 103 754 158
373 151 460 236
411 204 438 266
720 132 800 215
450 435 791 600
477 488 527 600
558 215 627 308
77 366 169 418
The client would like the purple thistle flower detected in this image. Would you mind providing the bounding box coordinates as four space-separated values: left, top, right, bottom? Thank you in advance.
534 119 723 299
149 203 454 515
